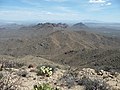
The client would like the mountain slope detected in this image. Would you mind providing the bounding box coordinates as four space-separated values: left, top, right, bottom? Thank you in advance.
51 48 120 71
0 30 119 58
0 23 120 72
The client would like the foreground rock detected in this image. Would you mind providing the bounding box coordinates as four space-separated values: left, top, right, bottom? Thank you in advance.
0 66 120 90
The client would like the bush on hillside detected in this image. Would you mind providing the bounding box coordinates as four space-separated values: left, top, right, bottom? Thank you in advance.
0 60 25 69
0 73 3 80
77 76 110 90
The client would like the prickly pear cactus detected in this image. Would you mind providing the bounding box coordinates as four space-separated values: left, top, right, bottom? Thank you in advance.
37 65 54 77
33 83 60 90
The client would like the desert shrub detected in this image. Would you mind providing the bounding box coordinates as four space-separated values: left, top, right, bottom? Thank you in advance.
0 73 3 80
33 83 60 90
77 76 110 90
0 60 25 69
17 70 28 77
37 65 54 77
102 66 111 72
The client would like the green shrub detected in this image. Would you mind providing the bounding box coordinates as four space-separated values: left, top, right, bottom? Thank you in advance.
37 65 54 77
33 83 60 90
0 73 3 80
77 76 110 90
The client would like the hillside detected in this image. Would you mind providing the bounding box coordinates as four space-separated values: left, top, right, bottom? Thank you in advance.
0 29 119 58
51 49 120 72
0 23 120 72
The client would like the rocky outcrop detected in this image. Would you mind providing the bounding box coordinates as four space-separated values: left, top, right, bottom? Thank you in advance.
37 23 68 28
77 68 120 90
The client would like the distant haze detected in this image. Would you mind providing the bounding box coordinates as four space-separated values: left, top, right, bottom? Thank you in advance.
0 0 120 23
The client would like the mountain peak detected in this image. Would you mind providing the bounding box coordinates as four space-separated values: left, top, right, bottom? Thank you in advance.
72 22 88 29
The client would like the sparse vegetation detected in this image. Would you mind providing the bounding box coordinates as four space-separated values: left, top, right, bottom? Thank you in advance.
0 60 25 69
0 23 120 90
0 72 21 90
78 76 110 90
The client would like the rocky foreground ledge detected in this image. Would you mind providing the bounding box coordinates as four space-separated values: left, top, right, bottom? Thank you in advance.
0 64 120 90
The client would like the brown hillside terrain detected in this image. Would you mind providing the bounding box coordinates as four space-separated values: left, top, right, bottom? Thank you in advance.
0 30 120 58
51 49 120 72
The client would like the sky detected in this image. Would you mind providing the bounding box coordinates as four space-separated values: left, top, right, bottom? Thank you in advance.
0 0 120 23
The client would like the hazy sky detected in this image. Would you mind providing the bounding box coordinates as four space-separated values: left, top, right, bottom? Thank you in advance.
0 0 120 23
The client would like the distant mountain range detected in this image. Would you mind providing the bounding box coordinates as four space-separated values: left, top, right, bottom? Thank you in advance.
72 22 88 29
